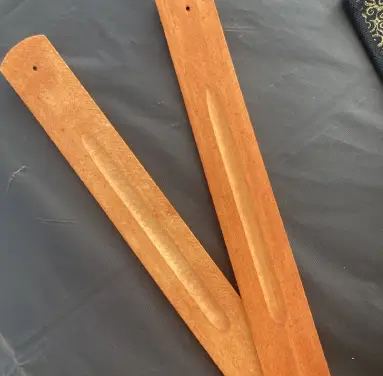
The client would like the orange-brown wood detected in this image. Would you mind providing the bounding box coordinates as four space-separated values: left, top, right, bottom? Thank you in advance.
0 35 262 376
155 1 331 375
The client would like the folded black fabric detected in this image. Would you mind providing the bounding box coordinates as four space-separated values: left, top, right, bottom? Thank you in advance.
344 0 383 80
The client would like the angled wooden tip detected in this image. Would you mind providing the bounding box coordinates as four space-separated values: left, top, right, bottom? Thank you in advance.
0 35 62 101
1 35 49 72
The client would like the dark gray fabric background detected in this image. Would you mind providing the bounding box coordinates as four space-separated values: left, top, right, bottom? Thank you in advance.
0 0 382 375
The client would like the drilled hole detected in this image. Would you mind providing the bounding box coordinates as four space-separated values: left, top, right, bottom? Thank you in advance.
186 5 190 11
32 66 38 71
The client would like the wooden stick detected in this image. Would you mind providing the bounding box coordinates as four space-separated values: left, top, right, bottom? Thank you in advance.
155 1 330 375
0 35 262 376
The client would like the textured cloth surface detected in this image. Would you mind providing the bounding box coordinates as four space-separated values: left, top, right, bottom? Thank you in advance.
0 0 382 375
345 0 383 80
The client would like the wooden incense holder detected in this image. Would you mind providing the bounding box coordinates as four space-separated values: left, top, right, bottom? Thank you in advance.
0 35 262 376
155 1 330 375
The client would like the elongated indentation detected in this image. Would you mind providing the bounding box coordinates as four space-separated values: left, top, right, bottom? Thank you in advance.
83 135 230 331
206 89 286 324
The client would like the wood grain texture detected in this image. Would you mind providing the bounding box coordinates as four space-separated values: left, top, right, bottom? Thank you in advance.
155 1 331 375
0 35 261 376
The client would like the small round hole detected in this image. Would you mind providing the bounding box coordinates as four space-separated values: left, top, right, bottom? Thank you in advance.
32 66 38 71
186 5 190 11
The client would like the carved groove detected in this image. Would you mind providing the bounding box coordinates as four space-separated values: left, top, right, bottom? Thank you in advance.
206 89 286 324
83 135 230 331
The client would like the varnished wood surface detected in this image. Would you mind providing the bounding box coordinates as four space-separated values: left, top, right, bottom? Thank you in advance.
155 1 331 375
1 35 262 376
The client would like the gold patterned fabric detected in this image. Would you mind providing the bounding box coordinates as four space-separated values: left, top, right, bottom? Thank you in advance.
362 0 383 47
345 0 383 79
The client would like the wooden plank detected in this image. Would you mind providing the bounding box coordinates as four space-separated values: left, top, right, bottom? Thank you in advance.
0 35 262 376
155 1 331 375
